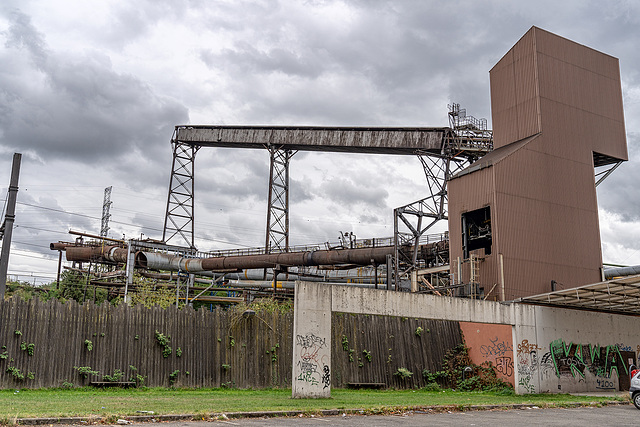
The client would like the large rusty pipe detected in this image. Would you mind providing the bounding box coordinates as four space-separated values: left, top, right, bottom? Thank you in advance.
136 246 396 273
64 246 128 263
50 242 75 251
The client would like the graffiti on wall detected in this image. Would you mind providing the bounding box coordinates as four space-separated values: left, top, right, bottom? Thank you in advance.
480 337 513 358
549 339 625 380
516 339 542 393
295 333 329 387
459 323 515 386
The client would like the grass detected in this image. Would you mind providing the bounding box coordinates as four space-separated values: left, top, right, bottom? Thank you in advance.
0 388 628 419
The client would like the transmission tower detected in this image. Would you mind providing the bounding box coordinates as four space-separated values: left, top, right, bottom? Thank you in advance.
100 186 112 238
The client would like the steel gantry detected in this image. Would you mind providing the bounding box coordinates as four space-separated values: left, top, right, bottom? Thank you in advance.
161 106 493 290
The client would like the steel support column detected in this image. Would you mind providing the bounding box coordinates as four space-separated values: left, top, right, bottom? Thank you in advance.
163 134 199 249
264 146 295 254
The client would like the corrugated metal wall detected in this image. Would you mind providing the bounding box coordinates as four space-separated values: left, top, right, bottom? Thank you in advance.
449 27 627 300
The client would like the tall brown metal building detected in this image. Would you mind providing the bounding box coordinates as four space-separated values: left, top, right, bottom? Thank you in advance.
448 27 628 300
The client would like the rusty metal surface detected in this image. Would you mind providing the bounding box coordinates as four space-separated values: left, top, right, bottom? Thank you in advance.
64 246 128 263
137 246 397 272
173 125 451 155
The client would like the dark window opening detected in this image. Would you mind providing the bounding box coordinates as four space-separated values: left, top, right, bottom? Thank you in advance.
462 206 492 259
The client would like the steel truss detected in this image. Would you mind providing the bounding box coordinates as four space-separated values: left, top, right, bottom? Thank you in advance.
100 186 112 238
163 136 199 249
392 104 493 289
265 146 295 254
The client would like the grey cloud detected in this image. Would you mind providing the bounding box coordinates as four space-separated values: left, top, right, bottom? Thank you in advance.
320 176 388 209
0 10 188 166
597 133 640 222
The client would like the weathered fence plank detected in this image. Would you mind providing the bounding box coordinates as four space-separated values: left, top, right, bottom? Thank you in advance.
0 297 461 389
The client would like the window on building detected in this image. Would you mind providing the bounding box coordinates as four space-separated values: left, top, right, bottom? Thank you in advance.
462 206 492 259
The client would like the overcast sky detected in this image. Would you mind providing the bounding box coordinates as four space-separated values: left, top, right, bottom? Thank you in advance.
1 0 639 285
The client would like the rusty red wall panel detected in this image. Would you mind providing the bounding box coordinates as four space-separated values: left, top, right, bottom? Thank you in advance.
459 322 514 385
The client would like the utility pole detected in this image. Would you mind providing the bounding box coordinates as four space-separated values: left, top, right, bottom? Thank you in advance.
0 153 22 299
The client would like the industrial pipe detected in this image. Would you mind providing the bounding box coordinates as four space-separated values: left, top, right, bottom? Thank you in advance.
136 246 395 273
604 265 640 280
50 242 74 251
64 245 128 263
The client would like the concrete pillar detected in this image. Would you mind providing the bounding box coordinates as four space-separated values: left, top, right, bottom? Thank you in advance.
292 281 332 398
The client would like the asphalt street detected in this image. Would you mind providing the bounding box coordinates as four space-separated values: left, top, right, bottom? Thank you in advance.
130 405 638 426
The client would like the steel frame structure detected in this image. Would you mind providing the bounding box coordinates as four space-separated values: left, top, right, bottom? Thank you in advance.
161 107 493 287
100 186 112 238
392 104 493 289
265 146 295 254
163 135 199 249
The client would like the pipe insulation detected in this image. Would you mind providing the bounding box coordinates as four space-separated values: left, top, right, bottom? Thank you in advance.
136 246 396 273
603 265 640 279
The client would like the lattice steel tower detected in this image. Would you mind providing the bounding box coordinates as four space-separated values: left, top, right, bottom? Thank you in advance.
100 186 112 238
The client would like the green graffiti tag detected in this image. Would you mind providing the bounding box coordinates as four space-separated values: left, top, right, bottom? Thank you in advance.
549 339 625 379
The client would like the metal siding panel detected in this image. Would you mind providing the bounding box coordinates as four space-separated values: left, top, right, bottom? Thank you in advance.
448 166 500 294
493 144 602 299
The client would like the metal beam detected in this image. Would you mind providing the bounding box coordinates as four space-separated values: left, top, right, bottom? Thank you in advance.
172 125 452 155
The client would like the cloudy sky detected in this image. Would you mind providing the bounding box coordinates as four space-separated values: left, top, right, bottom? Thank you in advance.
1 0 639 284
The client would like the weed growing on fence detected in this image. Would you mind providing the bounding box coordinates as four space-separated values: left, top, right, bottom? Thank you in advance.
128 366 146 387
169 370 180 385
363 349 372 362
221 364 230 371
268 344 279 363
14 330 21 336
73 366 99 379
0 351 7 360
341 336 349 351
176 347 182 357
6 366 23 380
102 369 124 382
155 331 172 358
84 340 93 351
229 336 235 347
19 342 34 356
422 369 447 384
394 367 413 379
439 343 513 392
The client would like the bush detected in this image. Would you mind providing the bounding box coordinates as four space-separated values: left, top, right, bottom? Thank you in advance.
423 382 441 391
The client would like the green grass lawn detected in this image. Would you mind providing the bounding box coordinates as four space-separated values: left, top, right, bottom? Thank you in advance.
0 387 628 420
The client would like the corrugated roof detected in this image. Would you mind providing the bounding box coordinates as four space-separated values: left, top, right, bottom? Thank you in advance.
451 133 541 180
516 275 640 315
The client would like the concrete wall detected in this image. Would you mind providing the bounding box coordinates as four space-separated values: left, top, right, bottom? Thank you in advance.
513 305 638 394
293 282 640 396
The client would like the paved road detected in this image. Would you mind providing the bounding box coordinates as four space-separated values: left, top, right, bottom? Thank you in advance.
137 405 638 426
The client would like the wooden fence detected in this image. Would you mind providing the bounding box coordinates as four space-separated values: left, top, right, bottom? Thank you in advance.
0 297 462 389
